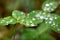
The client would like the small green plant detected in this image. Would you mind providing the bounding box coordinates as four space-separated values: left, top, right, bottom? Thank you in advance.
0 0 60 40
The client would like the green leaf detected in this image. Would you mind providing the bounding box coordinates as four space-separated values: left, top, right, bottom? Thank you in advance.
37 22 49 34
12 10 25 20
20 28 38 40
35 33 55 40
20 11 50 27
42 0 58 12
45 14 60 33
0 16 17 26
20 11 47 27
19 11 40 26
23 18 37 26
0 18 8 26
4 16 17 24
27 11 39 19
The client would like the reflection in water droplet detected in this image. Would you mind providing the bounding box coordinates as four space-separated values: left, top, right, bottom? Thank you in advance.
45 22 48 24
9 19 13 23
49 18 53 21
35 14 40 17
32 18 36 20
50 3 53 5
47 15 51 17
31 23 35 26
40 16 44 19
30 21 32 23
45 18 48 20
46 4 50 6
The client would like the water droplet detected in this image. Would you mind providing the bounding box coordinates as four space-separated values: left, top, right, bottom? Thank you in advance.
52 22 55 26
46 4 50 6
35 14 40 17
50 3 53 5
45 22 48 24
30 21 32 23
44 7 47 11
43 13 46 14
40 16 44 19
31 23 35 26
49 18 53 20
54 17 57 19
9 20 13 22
45 18 48 20
32 18 36 20
26 23 29 26
47 15 51 17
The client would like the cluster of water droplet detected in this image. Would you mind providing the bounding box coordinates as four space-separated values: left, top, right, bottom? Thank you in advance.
45 14 60 32
42 0 58 12
20 11 44 26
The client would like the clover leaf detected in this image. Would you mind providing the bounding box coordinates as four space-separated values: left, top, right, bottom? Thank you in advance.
42 0 58 12
12 10 25 20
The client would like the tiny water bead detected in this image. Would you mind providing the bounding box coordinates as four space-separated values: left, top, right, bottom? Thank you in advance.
35 11 47 21
32 18 36 20
20 11 53 27
35 14 44 19
42 0 58 12
27 11 39 19
20 18 37 27
45 14 58 22
23 11 47 26
51 24 60 32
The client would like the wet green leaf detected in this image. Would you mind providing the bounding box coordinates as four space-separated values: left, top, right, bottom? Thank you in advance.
42 0 58 12
20 11 47 27
4 16 17 24
0 18 8 26
45 14 60 33
12 10 25 20
0 16 17 26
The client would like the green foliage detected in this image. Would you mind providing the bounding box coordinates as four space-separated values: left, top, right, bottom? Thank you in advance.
37 22 49 34
0 16 17 26
12 10 25 20
45 14 60 33
42 0 58 12
37 33 55 40
0 0 60 40
20 29 38 40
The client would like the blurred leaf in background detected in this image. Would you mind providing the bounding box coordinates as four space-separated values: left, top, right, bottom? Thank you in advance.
34 33 55 40
6 0 44 12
